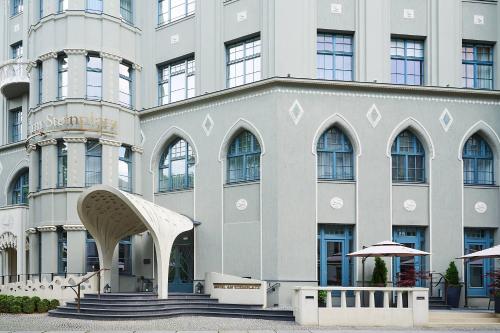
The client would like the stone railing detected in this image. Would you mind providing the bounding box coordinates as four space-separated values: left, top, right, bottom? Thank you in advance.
0 59 30 98
293 286 429 327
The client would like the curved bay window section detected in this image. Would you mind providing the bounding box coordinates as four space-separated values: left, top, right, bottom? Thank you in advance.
85 140 102 187
227 130 261 184
158 138 194 192
11 171 29 205
391 130 425 183
463 134 494 185
57 140 68 188
119 146 133 192
317 126 354 181
86 54 102 100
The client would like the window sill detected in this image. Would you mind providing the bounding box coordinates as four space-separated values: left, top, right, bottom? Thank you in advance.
317 179 355 184
392 182 429 187
224 180 260 188
464 184 498 189
9 12 23 19
156 13 195 31
155 188 194 195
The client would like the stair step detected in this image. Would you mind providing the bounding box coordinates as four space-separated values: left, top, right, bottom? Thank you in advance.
64 302 262 310
430 311 497 319
76 299 220 305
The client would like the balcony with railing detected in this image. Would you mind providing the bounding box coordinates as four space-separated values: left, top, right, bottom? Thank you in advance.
0 59 30 99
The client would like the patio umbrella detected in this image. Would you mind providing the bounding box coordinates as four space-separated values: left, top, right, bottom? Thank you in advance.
348 240 430 287
458 244 499 307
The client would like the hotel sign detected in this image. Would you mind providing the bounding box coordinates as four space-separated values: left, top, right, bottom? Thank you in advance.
213 283 261 290
30 114 118 135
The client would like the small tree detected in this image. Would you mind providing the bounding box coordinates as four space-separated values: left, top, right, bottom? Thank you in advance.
371 257 388 286
445 261 460 286
487 269 500 297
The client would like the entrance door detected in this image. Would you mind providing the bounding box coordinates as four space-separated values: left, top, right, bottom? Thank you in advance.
6 248 17 283
318 225 352 287
465 229 493 297
393 227 425 287
168 230 194 293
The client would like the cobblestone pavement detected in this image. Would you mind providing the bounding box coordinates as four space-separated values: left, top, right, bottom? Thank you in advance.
0 314 499 332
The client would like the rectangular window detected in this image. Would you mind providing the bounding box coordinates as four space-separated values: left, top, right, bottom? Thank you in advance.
11 0 23 16
85 140 102 187
158 0 195 25
120 0 133 24
119 146 132 192
58 55 68 99
462 43 494 90
11 42 23 59
226 37 261 88
57 228 67 274
317 33 353 81
58 0 68 12
87 0 103 13
158 57 195 105
86 55 102 100
119 63 133 107
86 232 100 272
119 237 132 275
57 141 68 188
39 0 43 18
38 63 43 105
9 108 22 143
391 39 424 86
37 149 42 191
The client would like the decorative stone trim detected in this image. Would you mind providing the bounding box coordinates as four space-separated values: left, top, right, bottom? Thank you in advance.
64 48 87 56
100 51 122 62
26 144 37 153
99 138 121 147
39 51 58 61
132 63 143 71
63 137 87 143
37 226 57 232
25 228 38 234
26 61 38 73
131 146 144 154
0 232 17 251
62 225 86 231
38 139 57 146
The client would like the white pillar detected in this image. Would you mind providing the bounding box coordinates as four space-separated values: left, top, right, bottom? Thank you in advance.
64 225 87 275
101 52 121 104
132 146 143 194
38 226 58 280
64 137 87 188
65 49 87 99
100 138 121 188
38 139 58 189
26 228 39 279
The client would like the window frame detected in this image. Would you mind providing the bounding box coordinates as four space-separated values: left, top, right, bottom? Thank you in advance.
391 130 426 183
391 38 425 86
157 57 195 106
158 138 195 192
86 54 103 100
317 126 354 181
11 171 29 205
57 54 68 100
9 107 22 143
120 0 133 24
38 62 43 105
58 0 68 12
119 145 133 192
37 149 42 191
158 0 195 26
119 62 133 108
119 236 132 275
57 140 68 188
226 36 262 88
86 0 103 13
463 134 494 185
462 43 494 90
227 130 261 184
57 227 68 275
11 0 23 16
85 140 102 187
316 32 354 81
10 41 23 60
85 232 100 272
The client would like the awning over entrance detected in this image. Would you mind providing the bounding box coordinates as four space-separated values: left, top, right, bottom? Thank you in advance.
77 185 194 298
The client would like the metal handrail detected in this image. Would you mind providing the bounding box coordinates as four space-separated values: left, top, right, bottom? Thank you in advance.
267 282 280 293
63 268 109 313
429 272 448 302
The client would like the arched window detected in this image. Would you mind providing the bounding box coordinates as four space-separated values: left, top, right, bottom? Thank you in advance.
227 130 261 183
317 126 354 180
391 130 425 183
12 170 29 205
463 134 494 185
159 138 194 192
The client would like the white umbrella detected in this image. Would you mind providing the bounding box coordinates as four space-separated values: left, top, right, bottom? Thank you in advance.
458 244 499 307
347 240 430 287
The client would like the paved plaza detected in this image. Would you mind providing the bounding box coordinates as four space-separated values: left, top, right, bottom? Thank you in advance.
0 314 499 333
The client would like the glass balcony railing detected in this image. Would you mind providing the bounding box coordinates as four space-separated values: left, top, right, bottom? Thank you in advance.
0 59 30 99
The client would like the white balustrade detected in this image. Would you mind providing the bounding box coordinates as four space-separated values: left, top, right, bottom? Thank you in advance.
0 60 30 98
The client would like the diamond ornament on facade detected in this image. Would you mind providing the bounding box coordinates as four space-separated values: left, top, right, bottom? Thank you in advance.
289 100 304 125
439 108 453 132
366 104 381 128
202 114 214 136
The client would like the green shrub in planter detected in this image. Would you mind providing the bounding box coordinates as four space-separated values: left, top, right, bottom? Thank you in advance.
445 261 462 308
22 298 36 314
49 299 60 310
371 257 388 286
36 299 49 313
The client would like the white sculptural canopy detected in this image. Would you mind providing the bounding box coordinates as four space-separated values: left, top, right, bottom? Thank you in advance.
77 185 194 298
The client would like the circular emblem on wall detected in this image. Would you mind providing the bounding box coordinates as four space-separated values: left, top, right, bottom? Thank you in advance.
474 201 488 214
330 197 344 210
236 199 248 211
403 200 417 212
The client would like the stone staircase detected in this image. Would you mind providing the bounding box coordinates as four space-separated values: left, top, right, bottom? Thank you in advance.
428 296 451 310
429 310 500 327
48 292 295 321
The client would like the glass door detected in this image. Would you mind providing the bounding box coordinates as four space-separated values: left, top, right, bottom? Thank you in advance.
464 229 493 297
393 227 425 287
168 230 194 293
317 225 352 287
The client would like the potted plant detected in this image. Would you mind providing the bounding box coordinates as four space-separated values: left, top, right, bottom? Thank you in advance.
318 290 327 307
371 257 388 307
487 269 500 313
445 261 461 308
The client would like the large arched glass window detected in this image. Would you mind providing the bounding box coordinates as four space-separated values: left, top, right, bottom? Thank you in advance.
317 126 354 180
463 134 494 185
12 170 29 205
227 130 261 183
391 130 425 183
159 138 194 192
